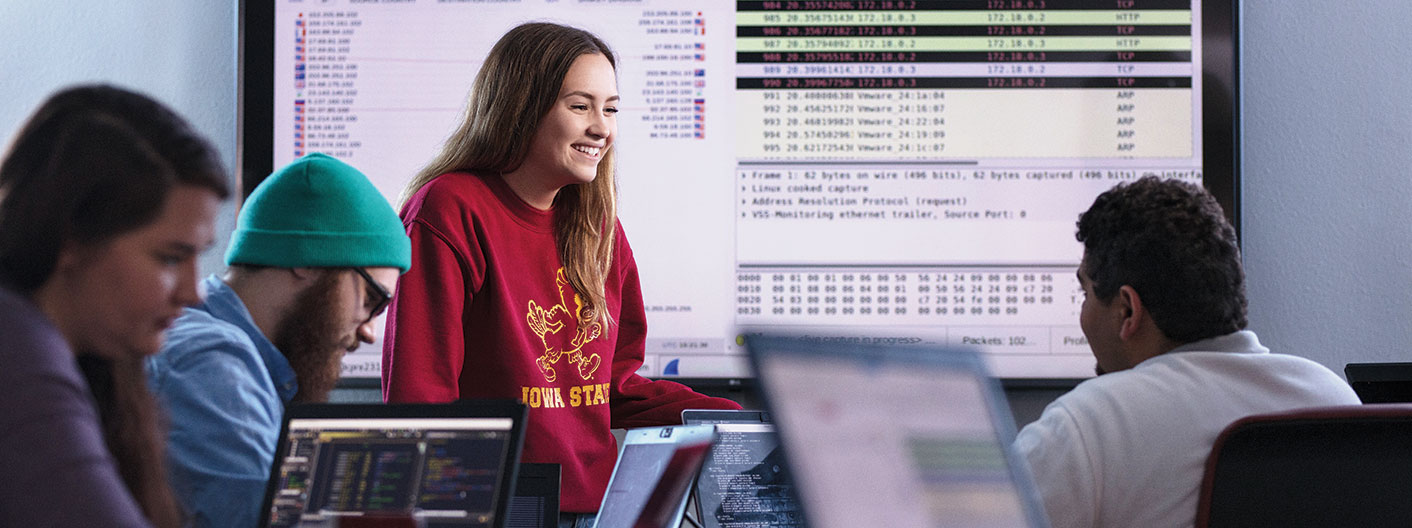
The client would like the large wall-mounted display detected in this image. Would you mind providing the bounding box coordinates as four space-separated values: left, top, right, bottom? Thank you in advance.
241 0 1239 383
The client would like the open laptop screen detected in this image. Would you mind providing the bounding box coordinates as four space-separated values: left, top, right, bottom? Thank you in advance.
681 410 802 528
748 336 1049 528
261 403 526 528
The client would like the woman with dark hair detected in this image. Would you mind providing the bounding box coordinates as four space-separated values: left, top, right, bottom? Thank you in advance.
0 84 229 527
382 23 739 527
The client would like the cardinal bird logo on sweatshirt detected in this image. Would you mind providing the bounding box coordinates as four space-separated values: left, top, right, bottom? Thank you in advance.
526 268 603 383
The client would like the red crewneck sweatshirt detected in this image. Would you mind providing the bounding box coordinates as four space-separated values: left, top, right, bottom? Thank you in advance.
382 172 739 513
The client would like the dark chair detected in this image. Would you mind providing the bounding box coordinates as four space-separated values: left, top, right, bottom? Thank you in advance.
1196 404 1412 528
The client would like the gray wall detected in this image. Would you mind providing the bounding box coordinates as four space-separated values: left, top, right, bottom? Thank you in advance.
1240 1 1412 375
0 1 239 276
2 1 1407 395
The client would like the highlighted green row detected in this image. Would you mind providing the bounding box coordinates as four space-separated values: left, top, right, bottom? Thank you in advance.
736 36 1192 52
737 10 1192 26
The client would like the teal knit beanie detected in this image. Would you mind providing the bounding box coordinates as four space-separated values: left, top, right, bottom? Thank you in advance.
226 153 411 273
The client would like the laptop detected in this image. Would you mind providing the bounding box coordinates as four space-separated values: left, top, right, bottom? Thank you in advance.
680 410 803 528
505 463 560 528
593 425 716 528
747 335 1051 528
258 401 528 528
1345 362 1412 403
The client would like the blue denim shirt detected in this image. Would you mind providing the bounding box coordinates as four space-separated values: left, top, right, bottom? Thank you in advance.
146 275 297 528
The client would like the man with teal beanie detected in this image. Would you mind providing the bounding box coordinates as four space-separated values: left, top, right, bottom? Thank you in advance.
146 153 410 528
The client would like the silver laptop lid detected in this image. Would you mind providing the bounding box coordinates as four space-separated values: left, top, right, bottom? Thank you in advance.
594 425 716 528
748 335 1050 528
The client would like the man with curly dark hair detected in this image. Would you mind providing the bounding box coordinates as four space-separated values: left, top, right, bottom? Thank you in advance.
1014 177 1358 528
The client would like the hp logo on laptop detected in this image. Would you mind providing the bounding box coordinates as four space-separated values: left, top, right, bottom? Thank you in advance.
659 427 674 438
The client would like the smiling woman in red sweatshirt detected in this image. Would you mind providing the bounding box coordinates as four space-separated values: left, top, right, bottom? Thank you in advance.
380 22 739 528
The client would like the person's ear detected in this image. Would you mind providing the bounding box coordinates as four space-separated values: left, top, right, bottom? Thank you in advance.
52 239 96 277
287 267 323 284
1116 285 1145 341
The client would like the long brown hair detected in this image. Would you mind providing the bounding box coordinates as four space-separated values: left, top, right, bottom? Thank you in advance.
0 84 230 528
79 355 185 528
402 22 618 326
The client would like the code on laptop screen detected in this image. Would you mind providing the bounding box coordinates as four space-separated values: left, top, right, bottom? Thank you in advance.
266 418 514 528
692 423 803 528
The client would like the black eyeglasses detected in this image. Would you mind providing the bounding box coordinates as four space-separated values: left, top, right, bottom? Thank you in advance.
353 267 392 322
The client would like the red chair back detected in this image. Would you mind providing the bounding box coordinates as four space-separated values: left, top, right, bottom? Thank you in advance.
1196 404 1412 528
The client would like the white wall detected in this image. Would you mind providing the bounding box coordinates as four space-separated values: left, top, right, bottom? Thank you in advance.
1240 1 1412 375
0 0 238 275
2 1 1408 377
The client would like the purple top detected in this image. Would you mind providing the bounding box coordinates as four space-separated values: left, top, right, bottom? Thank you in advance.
0 286 151 527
